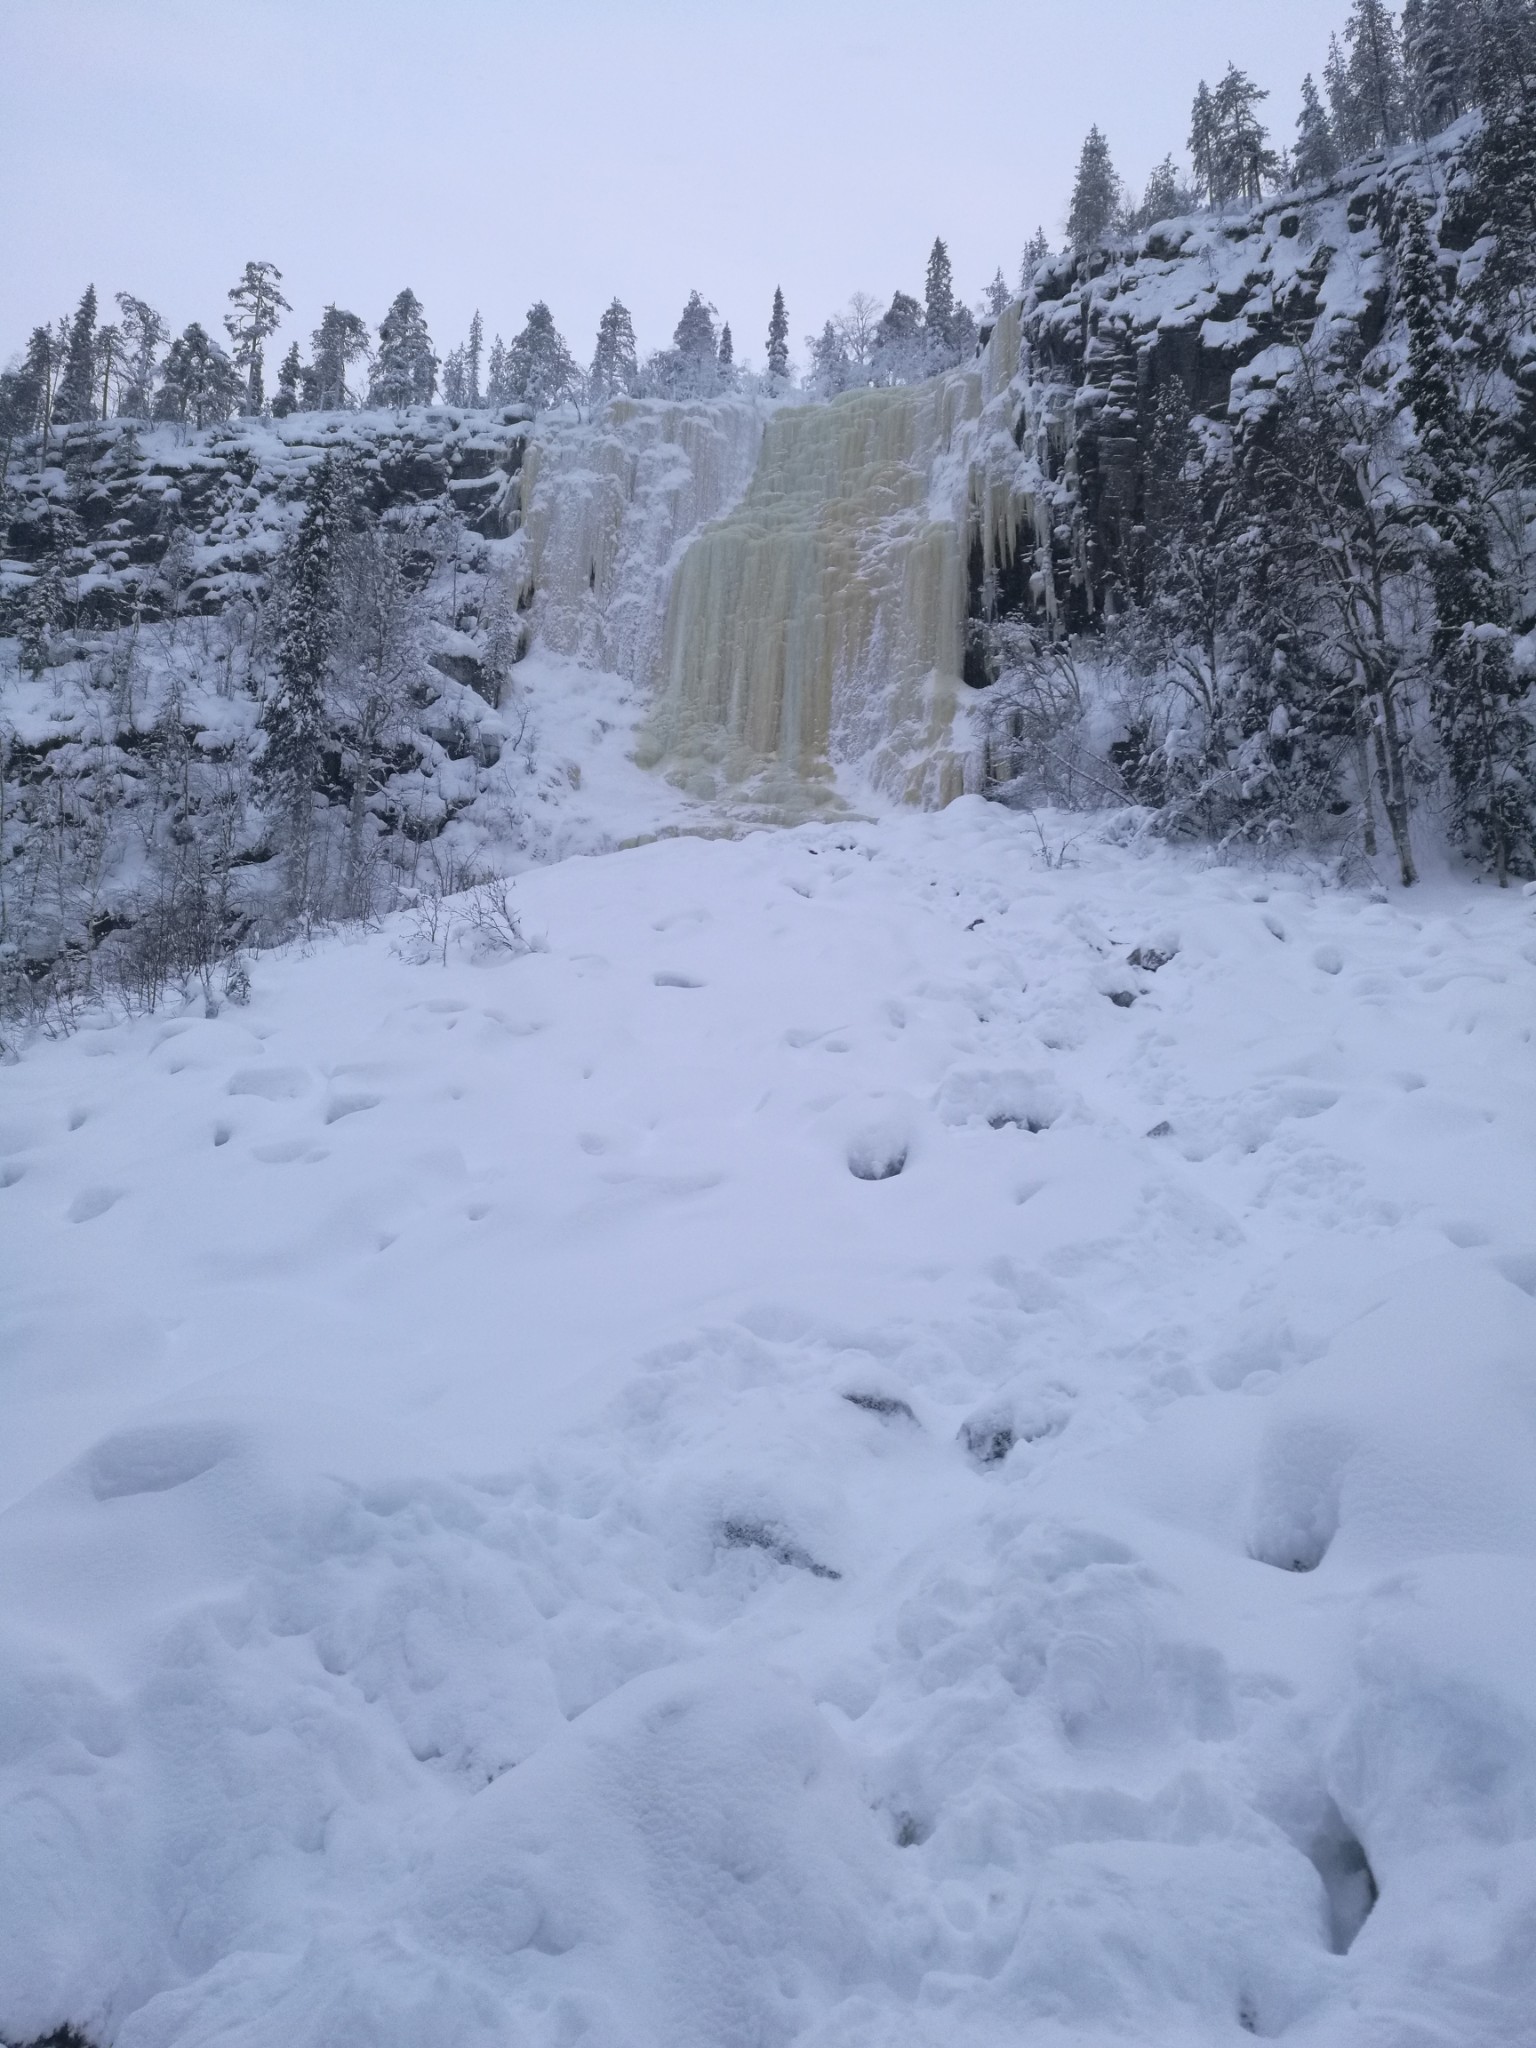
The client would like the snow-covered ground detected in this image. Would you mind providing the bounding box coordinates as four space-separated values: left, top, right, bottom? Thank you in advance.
4 700 1536 2044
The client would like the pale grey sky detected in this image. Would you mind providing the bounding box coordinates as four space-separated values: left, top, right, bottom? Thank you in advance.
2 0 1350 376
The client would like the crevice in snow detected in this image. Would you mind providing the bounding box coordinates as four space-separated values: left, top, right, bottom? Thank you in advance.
1307 1803 1379 1954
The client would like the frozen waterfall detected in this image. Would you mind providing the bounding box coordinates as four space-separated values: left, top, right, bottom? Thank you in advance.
504 305 1040 815
507 398 767 686
638 302 1033 812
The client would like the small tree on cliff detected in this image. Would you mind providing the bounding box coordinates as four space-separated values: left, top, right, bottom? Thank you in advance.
1067 128 1121 249
1293 75 1339 186
225 261 290 414
766 287 790 385
370 290 437 408
310 306 370 410
507 302 579 411
53 286 99 425
258 452 353 908
590 298 639 400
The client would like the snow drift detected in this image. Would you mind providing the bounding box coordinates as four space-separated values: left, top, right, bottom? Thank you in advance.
3 766 1536 2045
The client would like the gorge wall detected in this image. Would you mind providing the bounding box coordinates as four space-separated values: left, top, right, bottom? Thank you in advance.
1 124 1481 821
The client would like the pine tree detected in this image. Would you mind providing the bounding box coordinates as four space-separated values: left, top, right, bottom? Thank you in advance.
224 260 290 414
766 286 789 384
590 298 639 400
258 453 352 819
808 320 849 397
1243 351 1424 882
93 323 121 419
18 552 66 679
370 289 437 407
12 326 56 438
662 290 720 395
717 322 735 384
983 269 1011 318
115 294 167 417
1203 66 1278 204
155 323 242 428
1293 74 1340 186
466 311 484 406
507 302 578 410
1344 0 1406 150
1128 158 1191 232
1402 0 1473 135
486 336 509 405
1465 8 1536 348
53 286 99 425
310 307 370 410
1325 34 1366 158
441 345 468 408
1189 84 1218 205
1067 127 1121 248
1019 228 1051 291
1399 194 1535 878
0 351 45 481
272 343 303 417
872 290 924 384
924 239 955 339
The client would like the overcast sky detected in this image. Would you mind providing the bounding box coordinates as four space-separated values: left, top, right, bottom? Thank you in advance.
3 0 1350 376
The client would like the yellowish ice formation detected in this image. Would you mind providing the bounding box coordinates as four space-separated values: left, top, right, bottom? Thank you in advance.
640 302 1032 814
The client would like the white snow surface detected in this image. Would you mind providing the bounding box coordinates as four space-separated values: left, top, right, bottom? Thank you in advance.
4 699 1536 2044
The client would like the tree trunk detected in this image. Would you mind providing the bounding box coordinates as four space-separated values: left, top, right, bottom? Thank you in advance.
1354 715 1379 858
1370 690 1417 885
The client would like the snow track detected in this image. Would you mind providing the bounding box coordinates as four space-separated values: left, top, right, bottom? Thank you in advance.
3 801 1536 2047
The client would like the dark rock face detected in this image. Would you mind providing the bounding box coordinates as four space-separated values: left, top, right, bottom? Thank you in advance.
967 136 1460 660
1 407 532 628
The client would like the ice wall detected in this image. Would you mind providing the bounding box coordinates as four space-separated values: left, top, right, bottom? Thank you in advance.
507 398 767 686
638 304 1031 812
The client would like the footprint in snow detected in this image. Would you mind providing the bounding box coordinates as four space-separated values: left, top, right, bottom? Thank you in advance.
68 1186 124 1223
252 1140 327 1165
227 1066 310 1100
323 1092 382 1124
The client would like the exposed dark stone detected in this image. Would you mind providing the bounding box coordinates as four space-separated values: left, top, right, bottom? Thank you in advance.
720 1518 841 1579
959 1415 1014 1466
843 1392 917 1422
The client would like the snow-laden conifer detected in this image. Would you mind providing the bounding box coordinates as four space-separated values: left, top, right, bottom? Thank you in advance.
370 290 438 408
590 299 638 402
156 324 242 428
309 306 370 410
115 295 167 418
507 302 579 411
1067 127 1120 248
766 287 789 385
1293 75 1340 187
53 286 99 426
225 261 290 415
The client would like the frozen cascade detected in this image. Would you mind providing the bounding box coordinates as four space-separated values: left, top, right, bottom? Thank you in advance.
638 302 1039 812
506 398 768 685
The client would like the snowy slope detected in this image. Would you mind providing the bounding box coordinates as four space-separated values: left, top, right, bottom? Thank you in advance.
3 740 1536 2045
